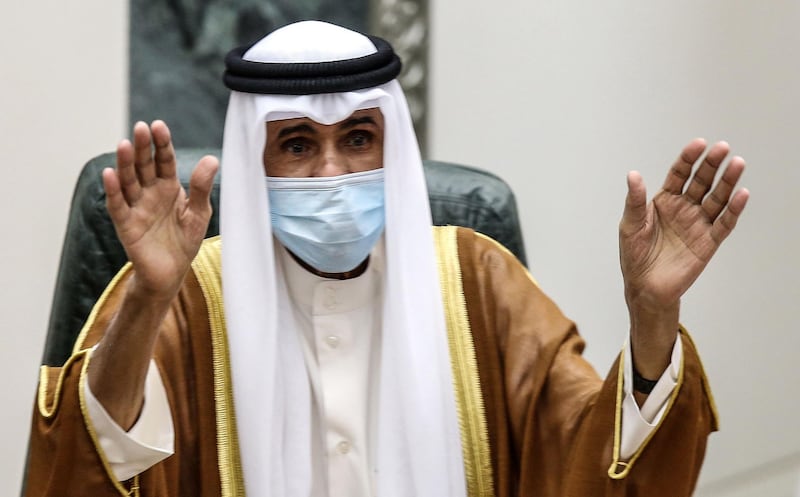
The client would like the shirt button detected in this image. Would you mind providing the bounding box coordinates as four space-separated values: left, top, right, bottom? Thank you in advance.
325 335 340 348
337 441 351 454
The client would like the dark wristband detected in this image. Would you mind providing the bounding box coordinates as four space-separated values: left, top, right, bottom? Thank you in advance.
632 365 658 395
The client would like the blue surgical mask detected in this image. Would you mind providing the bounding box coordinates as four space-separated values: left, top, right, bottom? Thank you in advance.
266 169 385 274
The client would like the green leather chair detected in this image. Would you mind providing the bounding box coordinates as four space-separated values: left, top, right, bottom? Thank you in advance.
41 149 527 368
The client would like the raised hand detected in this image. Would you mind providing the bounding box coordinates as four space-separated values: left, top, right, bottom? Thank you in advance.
619 139 749 379
91 121 218 428
103 120 219 300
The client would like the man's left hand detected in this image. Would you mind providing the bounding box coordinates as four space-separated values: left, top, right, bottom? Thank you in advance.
619 139 749 381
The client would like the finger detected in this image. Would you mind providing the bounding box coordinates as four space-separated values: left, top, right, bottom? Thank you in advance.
662 138 707 194
151 120 178 181
620 171 648 234
187 155 219 215
684 141 730 204
132 121 157 187
701 155 745 220
102 167 130 224
116 138 142 204
711 188 750 244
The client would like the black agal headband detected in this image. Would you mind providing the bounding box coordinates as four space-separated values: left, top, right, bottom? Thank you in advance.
223 35 402 95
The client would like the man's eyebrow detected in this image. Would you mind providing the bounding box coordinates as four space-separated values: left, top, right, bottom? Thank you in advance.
275 116 377 139
340 116 377 129
276 123 317 139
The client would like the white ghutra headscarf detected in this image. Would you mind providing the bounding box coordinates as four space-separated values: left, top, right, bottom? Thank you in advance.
219 21 466 497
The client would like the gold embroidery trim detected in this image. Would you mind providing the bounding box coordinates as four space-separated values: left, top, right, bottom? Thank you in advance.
191 236 246 496
607 327 695 479
681 330 720 429
433 226 494 497
38 350 88 418
78 348 135 496
128 475 140 496
72 262 134 354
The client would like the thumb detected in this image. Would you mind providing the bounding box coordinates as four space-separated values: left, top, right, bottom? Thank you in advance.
187 155 219 214
620 171 648 235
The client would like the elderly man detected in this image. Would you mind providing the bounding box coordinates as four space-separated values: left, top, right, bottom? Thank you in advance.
26 20 748 497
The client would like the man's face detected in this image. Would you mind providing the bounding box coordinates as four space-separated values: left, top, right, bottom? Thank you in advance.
263 108 384 178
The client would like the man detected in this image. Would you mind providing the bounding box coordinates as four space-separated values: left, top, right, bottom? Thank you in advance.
26 20 748 497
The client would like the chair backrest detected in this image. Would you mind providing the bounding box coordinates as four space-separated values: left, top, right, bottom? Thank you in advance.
41 149 527 367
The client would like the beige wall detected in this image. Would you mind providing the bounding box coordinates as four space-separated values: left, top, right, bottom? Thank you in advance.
429 1 800 495
0 1 127 493
2 2 799 495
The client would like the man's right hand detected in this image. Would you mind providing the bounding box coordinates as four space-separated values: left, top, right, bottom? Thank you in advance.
89 121 218 430
103 120 219 301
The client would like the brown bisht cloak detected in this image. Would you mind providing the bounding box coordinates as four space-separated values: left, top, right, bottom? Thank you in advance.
25 226 718 496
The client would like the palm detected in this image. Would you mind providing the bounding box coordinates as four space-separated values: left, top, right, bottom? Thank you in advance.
114 174 204 287
103 121 219 298
619 140 749 312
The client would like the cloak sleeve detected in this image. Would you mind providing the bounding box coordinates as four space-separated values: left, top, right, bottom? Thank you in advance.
25 259 226 497
25 267 150 496
455 227 718 497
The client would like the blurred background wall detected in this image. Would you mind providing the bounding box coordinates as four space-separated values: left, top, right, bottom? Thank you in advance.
0 1 129 494
2 1 798 495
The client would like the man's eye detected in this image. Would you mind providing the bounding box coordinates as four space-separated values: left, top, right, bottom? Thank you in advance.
284 140 307 154
346 131 371 148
